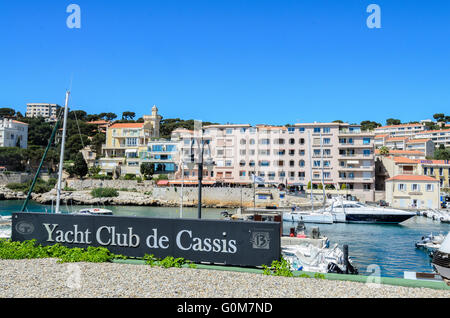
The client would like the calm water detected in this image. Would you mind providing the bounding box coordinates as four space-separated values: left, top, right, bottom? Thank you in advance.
1 200 449 278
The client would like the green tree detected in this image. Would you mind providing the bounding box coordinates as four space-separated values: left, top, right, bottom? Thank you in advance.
434 146 450 160
0 108 15 117
122 111 136 121
386 118 401 126
360 120 381 131
140 162 155 180
70 152 88 179
433 113 446 122
378 146 390 156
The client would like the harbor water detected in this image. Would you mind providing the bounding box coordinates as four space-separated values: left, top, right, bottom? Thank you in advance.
1 200 449 278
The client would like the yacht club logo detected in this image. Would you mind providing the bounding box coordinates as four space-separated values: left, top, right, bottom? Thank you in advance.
15 221 35 235
251 232 270 249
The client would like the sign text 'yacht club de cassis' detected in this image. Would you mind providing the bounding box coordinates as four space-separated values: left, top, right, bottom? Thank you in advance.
11 213 281 267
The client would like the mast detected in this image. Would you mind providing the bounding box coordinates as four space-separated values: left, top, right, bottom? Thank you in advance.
320 130 325 206
308 130 314 213
55 91 70 214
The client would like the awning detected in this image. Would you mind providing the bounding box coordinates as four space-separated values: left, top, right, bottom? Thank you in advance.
156 180 170 186
168 180 216 185
125 149 138 153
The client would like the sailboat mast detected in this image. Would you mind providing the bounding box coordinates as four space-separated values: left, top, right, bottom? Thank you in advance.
308 130 314 213
56 91 70 214
320 130 325 206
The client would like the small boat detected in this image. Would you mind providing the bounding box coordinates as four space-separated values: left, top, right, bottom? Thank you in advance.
415 233 446 257
74 208 113 216
282 243 358 274
432 233 450 280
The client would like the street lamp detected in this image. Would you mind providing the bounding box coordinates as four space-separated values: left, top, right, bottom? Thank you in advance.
189 134 215 219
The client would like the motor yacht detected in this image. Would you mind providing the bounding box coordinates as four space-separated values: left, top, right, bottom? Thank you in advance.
326 199 416 224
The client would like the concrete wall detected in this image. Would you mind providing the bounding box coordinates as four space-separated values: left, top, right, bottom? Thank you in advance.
0 172 34 185
152 187 280 207
66 179 155 192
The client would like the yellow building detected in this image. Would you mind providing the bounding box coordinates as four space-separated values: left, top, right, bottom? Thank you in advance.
385 175 440 209
99 105 162 176
416 159 450 189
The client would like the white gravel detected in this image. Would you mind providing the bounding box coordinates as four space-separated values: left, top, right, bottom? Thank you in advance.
0 259 449 298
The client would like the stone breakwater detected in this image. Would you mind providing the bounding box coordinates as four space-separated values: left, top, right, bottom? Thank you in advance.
0 259 449 298
0 179 312 208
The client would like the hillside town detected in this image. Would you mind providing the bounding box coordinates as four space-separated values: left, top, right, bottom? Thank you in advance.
0 104 449 210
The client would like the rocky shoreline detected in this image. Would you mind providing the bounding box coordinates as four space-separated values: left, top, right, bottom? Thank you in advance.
0 186 238 209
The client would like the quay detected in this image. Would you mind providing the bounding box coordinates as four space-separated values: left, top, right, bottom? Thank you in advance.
0 258 449 298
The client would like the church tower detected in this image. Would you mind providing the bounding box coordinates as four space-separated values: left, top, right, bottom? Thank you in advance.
143 104 162 138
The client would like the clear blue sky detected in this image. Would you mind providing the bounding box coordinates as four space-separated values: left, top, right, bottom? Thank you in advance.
1 0 450 126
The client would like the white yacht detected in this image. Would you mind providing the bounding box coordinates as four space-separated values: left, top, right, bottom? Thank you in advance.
432 233 450 280
282 210 334 224
327 199 416 224
74 208 114 216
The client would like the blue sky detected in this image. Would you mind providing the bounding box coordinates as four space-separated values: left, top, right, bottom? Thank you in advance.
1 0 450 126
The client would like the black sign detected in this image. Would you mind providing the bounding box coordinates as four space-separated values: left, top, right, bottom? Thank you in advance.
11 213 281 267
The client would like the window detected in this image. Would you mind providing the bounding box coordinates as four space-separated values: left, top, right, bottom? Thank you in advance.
299 138 305 145
249 160 255 167
240 128 247 133
363 149 371 157
289 149 295 155
323 127 330 133
323 172 330 179
249 139 255 145
289 160 295 167
226 128 233 134
299 150 305 156
314 149 321 156
260 160 270 167
260 139 270 145
240 139 246 145
299 127 305 132
274 138 285 145
363 184 371 190
323 161 330 167
313 160 321 167
363 138 371 145
314 128 321 133
412 184 420 192
298 171 305 178
240 149 246 155
323 138 331 145
225 160 232 167
277 150 286 156
288 127 295 134
239 160 246 167
398 184 406 191
299 160 305 167
426 184 434 191
289 138 295 145
239 171 246 177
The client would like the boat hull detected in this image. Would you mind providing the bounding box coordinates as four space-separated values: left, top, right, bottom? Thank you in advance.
283 213 333 224
344 213 415 224
432 251 450 279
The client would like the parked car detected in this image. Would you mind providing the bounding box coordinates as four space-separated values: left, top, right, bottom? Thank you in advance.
379 200 389 207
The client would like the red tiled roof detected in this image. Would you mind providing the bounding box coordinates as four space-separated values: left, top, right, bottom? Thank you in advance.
376 123 424 129
393 156 420 164
386 137 409 141
374 134 389 138
386 175 439 182
109 123 145 129
376 149 424 155
406 138 431 143
416 128 450 135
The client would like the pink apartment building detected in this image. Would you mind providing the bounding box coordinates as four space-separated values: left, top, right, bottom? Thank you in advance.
171 122 376 202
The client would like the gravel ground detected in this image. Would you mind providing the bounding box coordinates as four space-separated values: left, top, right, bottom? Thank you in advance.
0 259 449 298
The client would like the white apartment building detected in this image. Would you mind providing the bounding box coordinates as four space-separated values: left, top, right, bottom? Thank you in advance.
26 103 60 121
374 123 429 138
0 118 28 149
414 128 450 148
